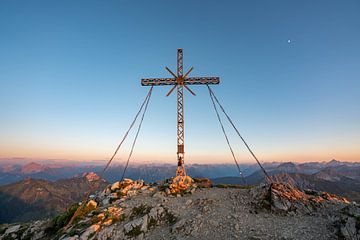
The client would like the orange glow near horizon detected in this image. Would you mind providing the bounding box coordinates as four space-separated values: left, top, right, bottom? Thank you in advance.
1 149 359 164
1 137 359 164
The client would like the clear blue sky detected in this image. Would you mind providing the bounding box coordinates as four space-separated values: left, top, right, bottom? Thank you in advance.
0 0 359 164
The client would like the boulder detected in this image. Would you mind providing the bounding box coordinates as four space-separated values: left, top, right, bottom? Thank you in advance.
250 182 350 214
148 206 165 221
83 172 101 182
193 178 213 188
124 216 145 234
4 225 20 235
333 204 360 240
111 181 121 191
86 200 97 209
102 198 110 206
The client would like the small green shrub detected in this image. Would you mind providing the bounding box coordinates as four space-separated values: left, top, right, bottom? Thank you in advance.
0 226 7 235
68 228 80 237
22 231 34 240
165 210 177 225
115 213 126 223
148 217 157 228
91 215 102 224
355 215 360 231
125 225 143 237
131 204 151 218
2 235 16 240
44 203 78 236
88 231 96 239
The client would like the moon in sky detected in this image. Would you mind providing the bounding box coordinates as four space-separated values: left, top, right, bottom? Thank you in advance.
287 39 291 43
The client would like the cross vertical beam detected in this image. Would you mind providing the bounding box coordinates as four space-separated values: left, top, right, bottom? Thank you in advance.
141 49 220 178
176 49 186 176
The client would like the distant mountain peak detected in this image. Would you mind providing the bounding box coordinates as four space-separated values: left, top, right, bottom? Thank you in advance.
278 162 296 167
82 172 101 182
326 159 342 167
276 162 300 173
21 162 47 174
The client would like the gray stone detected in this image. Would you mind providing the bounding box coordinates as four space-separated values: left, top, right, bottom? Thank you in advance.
4 225 21 235
140 214 148 232
148 206 165 221
124 217 144 234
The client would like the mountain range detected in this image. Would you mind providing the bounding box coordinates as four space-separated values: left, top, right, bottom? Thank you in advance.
0 161 254 185
212 160 360 202
0 172 107 223
0 159 359 224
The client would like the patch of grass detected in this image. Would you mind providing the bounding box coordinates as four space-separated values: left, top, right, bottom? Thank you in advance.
2 235 16 240
74 221 90 230
116 191 125 198
109 197 119 204
104 211 110 219
92 209 101 215
0 225 7 235
180 189 189 195
88 231 96 239
125 225 143 237
215 184 254 189
68 228 80 237
16 225 28 239
44 203 78 236
148 217 157 228
355 215 360 231
91 215 102 224
22 231 34 240
131 204 151 218
165 210 177 225
115 213 126 223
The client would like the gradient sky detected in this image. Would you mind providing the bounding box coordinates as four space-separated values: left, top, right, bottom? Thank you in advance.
0 0 359 164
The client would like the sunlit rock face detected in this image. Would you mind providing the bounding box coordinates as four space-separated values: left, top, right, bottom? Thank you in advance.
250 182 351 214
82 172 102 182
168 176 195 194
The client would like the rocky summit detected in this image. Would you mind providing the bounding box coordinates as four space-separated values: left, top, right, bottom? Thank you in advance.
0 179 359 240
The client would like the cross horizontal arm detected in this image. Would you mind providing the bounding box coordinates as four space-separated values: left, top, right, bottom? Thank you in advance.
184 77 220 85
141 78 176 86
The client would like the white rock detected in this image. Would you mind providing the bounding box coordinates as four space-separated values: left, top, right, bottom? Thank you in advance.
148 206 165 220
124 217 144 234
4 225 21 235
102 198 110 206
140 214 148 232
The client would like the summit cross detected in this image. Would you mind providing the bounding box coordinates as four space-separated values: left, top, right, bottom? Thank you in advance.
141 49 220 177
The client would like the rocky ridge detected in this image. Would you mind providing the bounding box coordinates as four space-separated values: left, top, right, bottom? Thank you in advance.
0 178 359 240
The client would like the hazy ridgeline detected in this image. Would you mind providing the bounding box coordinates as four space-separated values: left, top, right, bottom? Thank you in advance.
0 162 257 185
